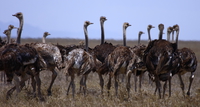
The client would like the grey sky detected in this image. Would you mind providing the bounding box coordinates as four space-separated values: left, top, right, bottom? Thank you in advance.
0 0 200 41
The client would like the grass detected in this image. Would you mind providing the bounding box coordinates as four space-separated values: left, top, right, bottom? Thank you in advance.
0 38 200 107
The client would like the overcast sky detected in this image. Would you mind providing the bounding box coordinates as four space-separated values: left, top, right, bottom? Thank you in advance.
0 0 200 41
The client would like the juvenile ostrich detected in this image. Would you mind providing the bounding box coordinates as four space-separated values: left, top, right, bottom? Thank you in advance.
0 25 17 83
144 24 177 98
2 12 47 101
172 24 198 97
63 21 102 98
133 31 147 92
95 22 131 94
42 32 50 43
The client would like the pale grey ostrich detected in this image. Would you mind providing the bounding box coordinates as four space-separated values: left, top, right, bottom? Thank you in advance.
64 21 102 98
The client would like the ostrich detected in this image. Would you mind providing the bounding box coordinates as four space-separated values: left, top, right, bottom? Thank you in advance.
63 21 102 98
0 25 17 83
147 25 155 42
94 22 131 94
172 24 198 97
42 32 50 43
144 24 177 98
132 31 147 92
2 12 48 101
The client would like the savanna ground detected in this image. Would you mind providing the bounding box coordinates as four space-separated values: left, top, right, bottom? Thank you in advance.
0 38 200 107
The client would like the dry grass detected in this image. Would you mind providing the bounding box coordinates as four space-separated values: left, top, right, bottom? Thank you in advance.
0 39 200 107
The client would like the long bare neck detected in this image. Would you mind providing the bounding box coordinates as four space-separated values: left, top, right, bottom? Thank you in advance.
84 25 88 52
147 28 151 42
172 31 175 42
42 36 46 43
16 18 23 44
175 29 179 47
100 21 105 45
138 34 141 45
167 31 171 41
123 27 126 46
158 29 163 40
6 31 11 44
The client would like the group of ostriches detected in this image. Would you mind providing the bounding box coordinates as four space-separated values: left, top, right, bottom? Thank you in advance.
0 12 197 101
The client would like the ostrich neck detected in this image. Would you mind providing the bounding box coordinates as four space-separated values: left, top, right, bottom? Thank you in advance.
42 36 46 43
172 31 175 42
167 31 171 41
100 22 105 45
158 30 163 40
123 27 126 46
84 26 88 52
175 30 179 48
17 18 23 44
7 31 11 44
138 34 141 45
147 29 151 42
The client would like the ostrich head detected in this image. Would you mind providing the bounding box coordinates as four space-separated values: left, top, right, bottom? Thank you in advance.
147 24 155 30
138 31 145 36
123 22 131 29
43 32 50 37
158 24 164 31
173 24 179 32
84 21 93 27
12 12 23 20
8 25 17 30
100 16 107 23
3 30 9 35
167 26 173 34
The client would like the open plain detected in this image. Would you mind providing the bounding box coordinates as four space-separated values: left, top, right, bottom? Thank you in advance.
0 38 199 107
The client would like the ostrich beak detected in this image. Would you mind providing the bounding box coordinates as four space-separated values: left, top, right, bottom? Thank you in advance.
90 23 94 25
152 26 155 28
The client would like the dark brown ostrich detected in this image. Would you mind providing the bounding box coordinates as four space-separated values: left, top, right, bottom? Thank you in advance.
1 12 46 101
143 24 177 98
0 25 17 83
172 24 198 97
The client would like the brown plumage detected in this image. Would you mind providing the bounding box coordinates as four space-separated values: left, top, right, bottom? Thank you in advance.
144 24 177 98
172 25 198 97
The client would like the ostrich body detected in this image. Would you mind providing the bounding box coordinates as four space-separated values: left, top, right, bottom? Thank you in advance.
2 12 46 101
0 25 17 83
172 25 198 97
63 21 102 98
144 24 177 98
